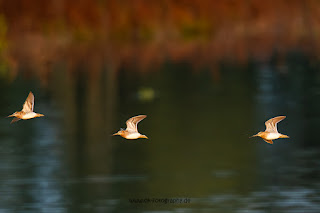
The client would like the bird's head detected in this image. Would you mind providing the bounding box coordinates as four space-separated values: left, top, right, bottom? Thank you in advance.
250 132 263 138
7 111 19 117
113 130 125 136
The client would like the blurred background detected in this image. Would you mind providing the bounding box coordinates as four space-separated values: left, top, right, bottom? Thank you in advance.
0 0 320 212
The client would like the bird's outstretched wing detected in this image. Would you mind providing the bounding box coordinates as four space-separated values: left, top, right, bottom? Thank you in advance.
22 92 34 113
11 117 21 124
265 116 286 133
126 115 147 132
263 139 273 144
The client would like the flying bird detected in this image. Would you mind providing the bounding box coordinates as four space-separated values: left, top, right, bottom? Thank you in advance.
7 92 44 124
113 115 148 139
251 116 289 144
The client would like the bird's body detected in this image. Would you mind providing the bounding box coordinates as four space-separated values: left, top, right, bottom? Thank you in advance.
20 112 41 120
264 132 282 140
122 132 143 139
7 92 44 124
251 116 289 144
113 115 148 140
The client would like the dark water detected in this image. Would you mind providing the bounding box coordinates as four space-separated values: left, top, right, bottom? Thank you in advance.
0 58 320 213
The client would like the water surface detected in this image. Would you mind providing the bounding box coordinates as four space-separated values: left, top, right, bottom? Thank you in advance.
0 59 320 213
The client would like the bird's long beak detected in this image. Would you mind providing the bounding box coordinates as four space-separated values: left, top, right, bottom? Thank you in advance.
38 114 45 117
141 135 148 139
7 113 15 118
113 132 120 136
249 134 258 138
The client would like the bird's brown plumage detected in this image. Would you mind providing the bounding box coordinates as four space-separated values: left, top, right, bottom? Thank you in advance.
264 116 286 133
251 116 289 144
113 115 148 139
7 92 44 124
22 92 34 113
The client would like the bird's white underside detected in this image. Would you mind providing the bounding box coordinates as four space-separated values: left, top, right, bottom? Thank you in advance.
21 112 38 119
265 133 281 140
125 132 142 139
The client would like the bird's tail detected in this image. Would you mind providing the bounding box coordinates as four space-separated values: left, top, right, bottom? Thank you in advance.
280 134 289 138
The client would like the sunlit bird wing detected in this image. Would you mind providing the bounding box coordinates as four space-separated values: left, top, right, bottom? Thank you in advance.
126 115 147 132
22 92 34 113
265 116 286 133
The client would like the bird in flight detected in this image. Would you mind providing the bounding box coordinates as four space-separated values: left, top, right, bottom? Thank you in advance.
113 115 148 139
251 116 289 144
7 92 44 124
